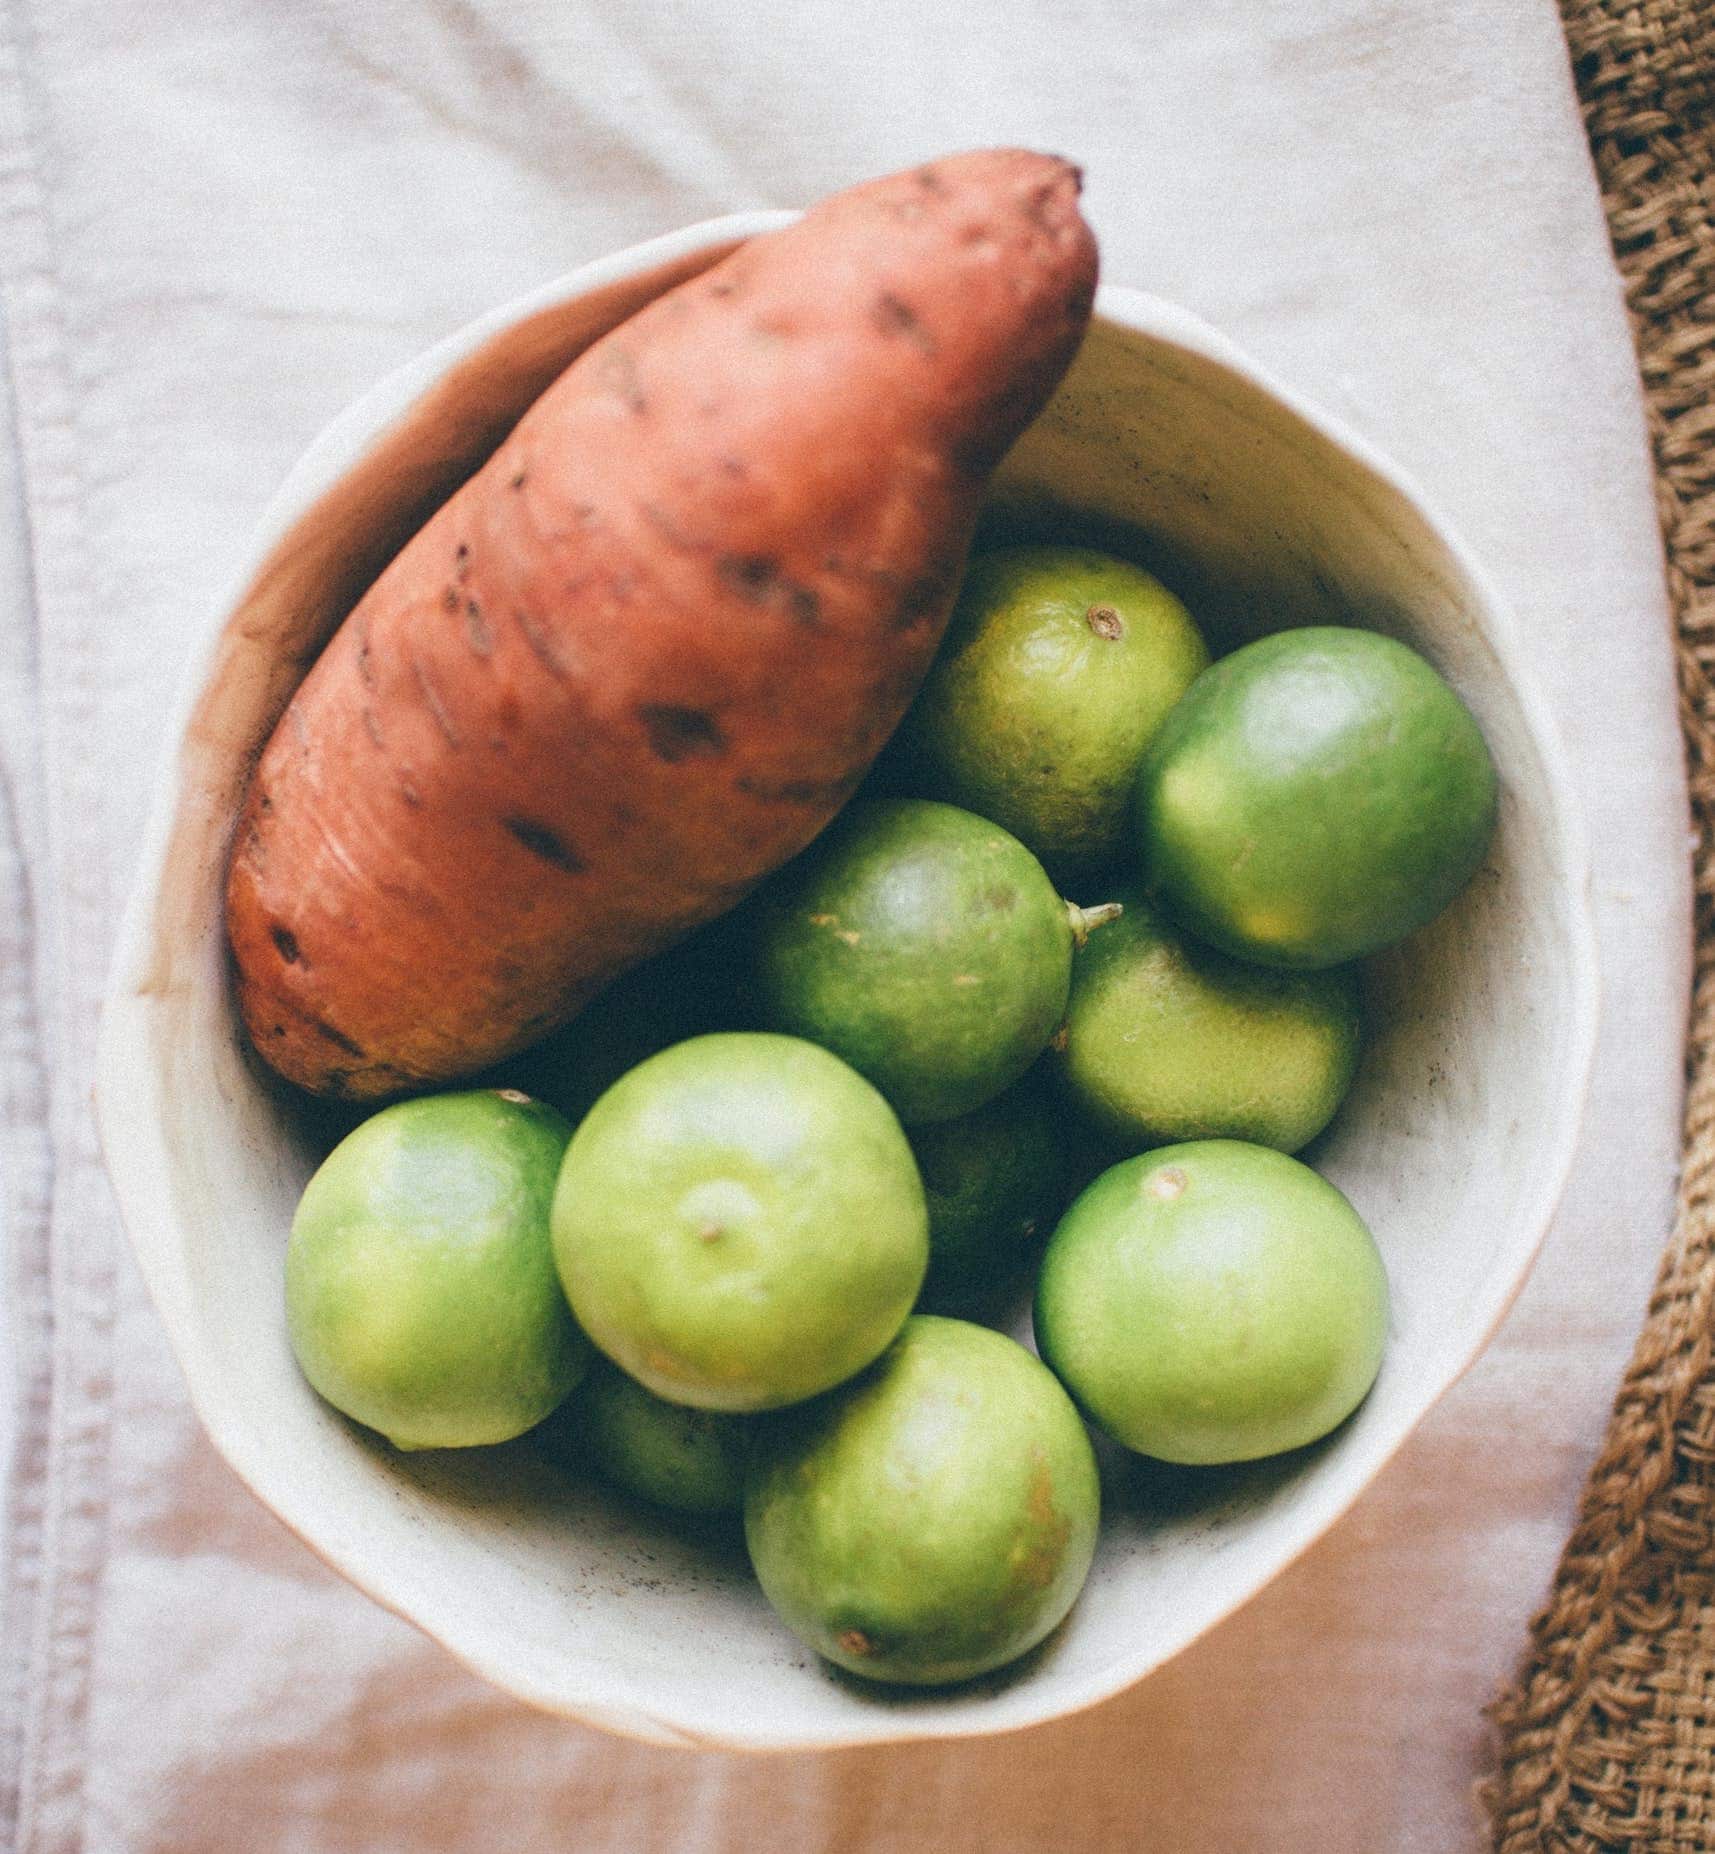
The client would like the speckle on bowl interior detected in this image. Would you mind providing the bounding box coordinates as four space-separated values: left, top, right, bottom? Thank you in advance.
96 212 1598 1751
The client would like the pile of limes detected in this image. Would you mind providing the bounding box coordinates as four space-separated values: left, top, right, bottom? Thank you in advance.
284 543 1496 1687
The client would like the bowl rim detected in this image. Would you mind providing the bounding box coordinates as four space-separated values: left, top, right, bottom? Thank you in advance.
94 209 1601 1753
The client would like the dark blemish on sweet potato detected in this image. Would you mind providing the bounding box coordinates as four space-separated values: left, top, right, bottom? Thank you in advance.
271 925 303 965
355 619 378 692
409 652 462 750
599 348 647 414
503 816 586 874
717 554 822 628
1022 178 1066 231
719 455 746 478
639 502 704 552
640 704 727 763
510 469 528 490
397 775 423 809
257 791 273 816
464 598 493 657
455 542 471 579
720 553 780 599
511 606 568 679
916 165 946 194
708 277 736 299
873 292 937 356
442 586 460 614
737 769 862 807
309 1015 366 1059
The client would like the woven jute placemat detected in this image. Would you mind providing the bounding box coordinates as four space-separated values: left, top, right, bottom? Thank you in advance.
1483 3 1715 1847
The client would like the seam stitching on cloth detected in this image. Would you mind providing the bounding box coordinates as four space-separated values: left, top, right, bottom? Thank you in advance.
0 1 124 1850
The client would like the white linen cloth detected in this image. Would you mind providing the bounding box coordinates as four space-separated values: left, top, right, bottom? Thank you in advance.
0 0 1690 1848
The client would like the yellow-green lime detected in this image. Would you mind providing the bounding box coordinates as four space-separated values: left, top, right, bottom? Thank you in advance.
1054 890 1362 1153
1034 1141 1389 1464
744 1315 1100 1685
284 1090 589 1451
550 1033 927 1413
896 545 1209 877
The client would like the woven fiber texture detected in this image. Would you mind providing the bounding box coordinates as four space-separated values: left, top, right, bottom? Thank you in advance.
1485 2 1715 1847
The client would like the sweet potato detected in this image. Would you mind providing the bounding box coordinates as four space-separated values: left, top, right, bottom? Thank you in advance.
226 149 1098 1099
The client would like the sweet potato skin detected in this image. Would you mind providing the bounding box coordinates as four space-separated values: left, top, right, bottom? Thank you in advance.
227 150 1098 1098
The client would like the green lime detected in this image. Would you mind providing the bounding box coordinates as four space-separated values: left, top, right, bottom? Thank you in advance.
1034 1141 1389 1464
896 546 1209 876
1054 890 1362 1153
745 1315 1100 1685
1135 626 1497 968
908 1077 1067 1313
284 1090 588 1451
551 1033 927 1412
752 798 1115 1124
556 1360 748 1515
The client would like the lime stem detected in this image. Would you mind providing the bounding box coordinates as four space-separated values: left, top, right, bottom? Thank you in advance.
1066 900 1123 948
1086 603 1125 640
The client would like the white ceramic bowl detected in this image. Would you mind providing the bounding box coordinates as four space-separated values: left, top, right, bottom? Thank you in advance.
96 211 1599 1751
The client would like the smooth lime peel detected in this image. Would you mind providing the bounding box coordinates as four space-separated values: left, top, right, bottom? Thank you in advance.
1136 626 1497 969
1035 1141 1389 1465
1054 890 1363 1153
753 799 1103 1124
898 544 1210 878
285 1091 588 1451
550 1033 927 1412
745 1315 1100 1685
